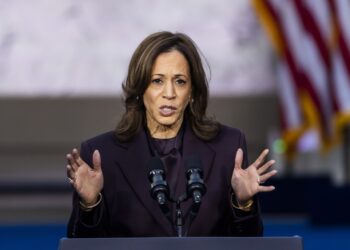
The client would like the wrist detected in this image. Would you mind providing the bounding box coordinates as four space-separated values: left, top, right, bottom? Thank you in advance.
81 196 98 206
231 193 254 212
236 198 252 207
80 193 102 212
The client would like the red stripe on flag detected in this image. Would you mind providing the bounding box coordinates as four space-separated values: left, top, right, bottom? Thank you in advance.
265 0 330 139
293 0 333 138
338 34 350 83
294 0 330 68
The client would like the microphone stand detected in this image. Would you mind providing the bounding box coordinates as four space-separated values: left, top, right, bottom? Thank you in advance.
175 200 183 237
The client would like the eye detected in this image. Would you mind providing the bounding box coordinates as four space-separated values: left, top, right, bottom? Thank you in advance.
151 78 162 84
176 79 186 85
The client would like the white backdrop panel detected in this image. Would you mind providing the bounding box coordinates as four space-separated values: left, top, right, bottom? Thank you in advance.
0 0 275 96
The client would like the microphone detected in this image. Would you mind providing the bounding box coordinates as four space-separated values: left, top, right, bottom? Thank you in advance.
148 157 171 222
185 155 206 215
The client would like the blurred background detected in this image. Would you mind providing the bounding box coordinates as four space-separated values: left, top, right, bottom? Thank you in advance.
0 0 350 249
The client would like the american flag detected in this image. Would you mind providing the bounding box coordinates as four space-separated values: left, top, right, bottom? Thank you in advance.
252 0 350 158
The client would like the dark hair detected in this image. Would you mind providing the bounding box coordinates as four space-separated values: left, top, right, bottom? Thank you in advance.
116 31 220 141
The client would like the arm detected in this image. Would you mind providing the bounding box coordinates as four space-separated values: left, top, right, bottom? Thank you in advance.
66 142 109 237
229 132 276 236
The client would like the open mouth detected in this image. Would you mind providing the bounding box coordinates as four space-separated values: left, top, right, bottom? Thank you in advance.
159 105 176 116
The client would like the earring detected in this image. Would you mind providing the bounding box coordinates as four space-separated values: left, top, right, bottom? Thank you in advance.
136 96 139 101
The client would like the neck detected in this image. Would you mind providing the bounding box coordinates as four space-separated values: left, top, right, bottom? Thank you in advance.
147 119 183 139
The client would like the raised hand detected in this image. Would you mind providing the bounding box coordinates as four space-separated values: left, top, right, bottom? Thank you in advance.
231 148 276 205
66 148 104 206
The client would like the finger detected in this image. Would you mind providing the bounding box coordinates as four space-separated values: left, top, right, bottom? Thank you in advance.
66 154 78 171
68 178 74 185
259 169 278 183
258 185 275 192
234 148 243 170
92 150 102 171
253 149 269 169
257 160 275 175
66 164 75 180
72 148 84 166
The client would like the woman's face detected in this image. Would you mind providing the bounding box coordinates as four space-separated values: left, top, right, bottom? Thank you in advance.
143 50 192 137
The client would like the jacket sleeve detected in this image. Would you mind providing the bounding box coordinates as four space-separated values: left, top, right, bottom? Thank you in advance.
228 131 263 236
66 141 110 238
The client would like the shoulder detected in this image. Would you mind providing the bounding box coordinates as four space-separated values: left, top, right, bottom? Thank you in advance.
81 130 142 151
204 124 248 165
219 124 243 137
204 124 246 154
212 124 245 144
79 131 126 165
83 131 117 147
80 131 128 155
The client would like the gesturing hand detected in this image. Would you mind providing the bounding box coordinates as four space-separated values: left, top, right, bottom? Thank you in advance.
66 148 104 206
231 148 276 205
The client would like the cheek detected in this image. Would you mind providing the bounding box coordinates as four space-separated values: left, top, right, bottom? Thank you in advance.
143 91 152 108
143 100 153 115
179 99 190 113
143 93 158 115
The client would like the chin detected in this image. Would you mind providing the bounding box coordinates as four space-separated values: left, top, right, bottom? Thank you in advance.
157 117 180 127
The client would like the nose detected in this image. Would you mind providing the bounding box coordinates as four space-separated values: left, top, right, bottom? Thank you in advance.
162 81 176 99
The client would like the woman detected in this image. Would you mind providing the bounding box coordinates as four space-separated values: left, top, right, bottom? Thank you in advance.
66 31 276 237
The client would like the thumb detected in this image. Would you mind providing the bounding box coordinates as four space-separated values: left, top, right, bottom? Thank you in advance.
234 148 243 170
92 150 102 171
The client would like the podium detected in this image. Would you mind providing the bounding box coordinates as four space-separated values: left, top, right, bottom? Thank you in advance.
59 236 303 250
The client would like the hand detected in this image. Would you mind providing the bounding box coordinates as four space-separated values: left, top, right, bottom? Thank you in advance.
66 148 104 205
231 148 276 205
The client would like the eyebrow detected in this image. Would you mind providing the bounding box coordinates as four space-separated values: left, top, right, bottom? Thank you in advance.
174 74 188 78
151 74 188 78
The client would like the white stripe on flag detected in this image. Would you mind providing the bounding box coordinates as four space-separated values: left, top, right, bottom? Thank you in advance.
277 60 302 129
333 50 350 112
337 0 350 47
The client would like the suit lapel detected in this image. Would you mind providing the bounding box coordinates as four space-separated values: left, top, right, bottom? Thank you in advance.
181 124 216 220
113 129 175 236
112 123 216 235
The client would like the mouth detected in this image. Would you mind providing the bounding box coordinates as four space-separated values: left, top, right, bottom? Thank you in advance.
159 105 177 116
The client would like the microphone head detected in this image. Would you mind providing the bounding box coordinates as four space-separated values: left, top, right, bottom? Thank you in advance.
147 157 166 181
185 155 206 210
185 155 203 176
147 157 165 171
147 157 169 202
185 155 202 170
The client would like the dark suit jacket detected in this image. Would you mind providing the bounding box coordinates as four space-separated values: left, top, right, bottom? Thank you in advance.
67 123 263 237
